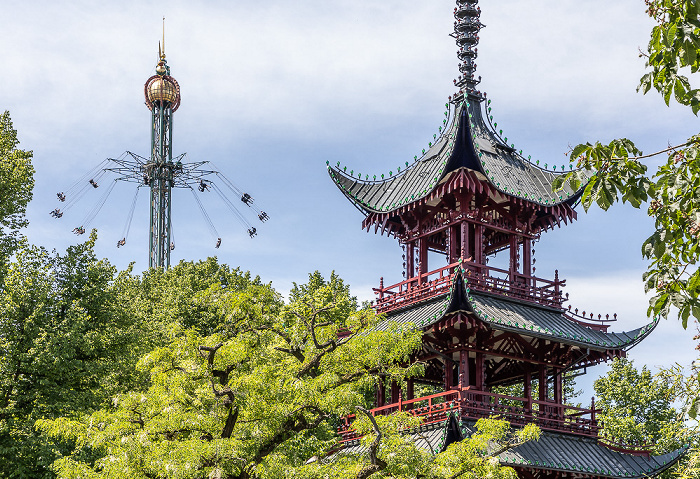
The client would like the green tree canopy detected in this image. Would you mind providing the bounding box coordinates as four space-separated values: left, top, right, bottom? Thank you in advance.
594 358 687 455
553 0 700 328
37 271 540 478
0 111 34 266
0 234 146 477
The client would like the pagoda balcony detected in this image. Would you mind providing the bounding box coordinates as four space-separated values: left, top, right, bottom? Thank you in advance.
337 387 599 443
373 260 566 314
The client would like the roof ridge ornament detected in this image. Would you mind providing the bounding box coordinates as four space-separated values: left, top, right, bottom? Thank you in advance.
453 0 483 94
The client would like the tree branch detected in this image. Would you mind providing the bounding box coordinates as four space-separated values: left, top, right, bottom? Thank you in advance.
355 406 387 479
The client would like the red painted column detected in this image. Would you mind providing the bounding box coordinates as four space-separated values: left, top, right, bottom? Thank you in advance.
418 236 428 284
475 353 485 390
449 225 459 264
391 381 401 404
406 240 415 282
475 224 485 269
376 377 386 407
509 235 518 279
523 237 532 285
458 350 470 389
524 370 533 412
553 368 563 417
444 359 454 390
460 221 470 261
538 366 548 401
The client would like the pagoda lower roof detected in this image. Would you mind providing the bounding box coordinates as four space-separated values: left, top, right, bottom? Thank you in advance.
328 92 592 215
333 417 688 479
375 275 657 352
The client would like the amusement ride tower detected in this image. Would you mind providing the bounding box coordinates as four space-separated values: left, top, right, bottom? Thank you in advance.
53 24 268 269
144 41 181 268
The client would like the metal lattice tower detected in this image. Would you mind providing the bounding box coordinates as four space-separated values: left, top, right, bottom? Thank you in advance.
143 44 181 268
51 25 269 269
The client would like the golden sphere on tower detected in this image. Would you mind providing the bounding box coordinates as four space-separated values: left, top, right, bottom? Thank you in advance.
147 77 178 105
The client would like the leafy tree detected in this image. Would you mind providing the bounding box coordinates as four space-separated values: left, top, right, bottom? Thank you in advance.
553 0 700 328
656 332 700 479
37 272 539 478
0 111 34 267
0 233 148 477
594 358 687 455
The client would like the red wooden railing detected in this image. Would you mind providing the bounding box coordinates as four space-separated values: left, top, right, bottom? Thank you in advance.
374 259 566 313
337 387 599 443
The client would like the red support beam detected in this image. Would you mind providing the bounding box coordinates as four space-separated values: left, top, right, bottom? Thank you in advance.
523 237 532 286
444 359 454 390
475 224 484 267
418 237 428 283
406 240 415 280
391 381 401 403
376 377 386 407
449 224 459 264
459 350 470 389
509 234 518 278
475 352 485 390
538 366 548 401
524 369 533 411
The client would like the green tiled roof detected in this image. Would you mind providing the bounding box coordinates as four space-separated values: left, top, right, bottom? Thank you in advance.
328 93 592 215
375 275 657 352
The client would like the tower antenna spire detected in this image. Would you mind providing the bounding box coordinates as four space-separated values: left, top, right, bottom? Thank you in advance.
161 16 166 60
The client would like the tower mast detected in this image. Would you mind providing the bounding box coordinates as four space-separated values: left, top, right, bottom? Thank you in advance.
144 23 181 268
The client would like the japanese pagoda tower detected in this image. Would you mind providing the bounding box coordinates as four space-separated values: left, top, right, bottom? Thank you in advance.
327 1 688 477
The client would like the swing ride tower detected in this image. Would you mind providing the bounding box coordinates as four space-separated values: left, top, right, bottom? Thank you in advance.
144 44 181 268
52 25 269 270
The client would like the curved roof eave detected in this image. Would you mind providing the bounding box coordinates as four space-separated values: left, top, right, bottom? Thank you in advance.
327 100 466 215
460 94 594 207
377 273 657 352
327 90 597 217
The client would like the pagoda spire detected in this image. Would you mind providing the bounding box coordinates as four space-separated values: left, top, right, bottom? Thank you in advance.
454 0 483 93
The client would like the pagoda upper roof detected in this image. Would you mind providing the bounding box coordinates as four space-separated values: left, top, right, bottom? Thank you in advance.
375 274 657 352
328 95 592 215
334 417 689 479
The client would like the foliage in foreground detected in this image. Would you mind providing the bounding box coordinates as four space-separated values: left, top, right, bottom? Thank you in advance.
553 0 700 328
0 110 34 270
37 272 425 478
36 269 540 479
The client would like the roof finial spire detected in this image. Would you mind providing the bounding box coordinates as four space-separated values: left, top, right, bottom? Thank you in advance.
161 16 166 60
454 0 483 93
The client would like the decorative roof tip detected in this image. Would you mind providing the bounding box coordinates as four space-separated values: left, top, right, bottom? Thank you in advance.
453 0 483 93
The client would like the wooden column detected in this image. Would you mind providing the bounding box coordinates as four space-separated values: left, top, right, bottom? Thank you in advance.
474 224 485 267
418 236 428 284
460 221 470 260
475 353 485 390
522 237 532 285
554 369 564 404
524 370 533 411
444 359 454 390
391 381 401 404
449 225 459 263
458 350 470 389
406 379 414 411
538 366 548 401
509 235 518 278
406 241 415 281
376 377 386 407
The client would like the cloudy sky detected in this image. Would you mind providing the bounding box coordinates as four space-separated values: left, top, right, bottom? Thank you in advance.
1 0 697 396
